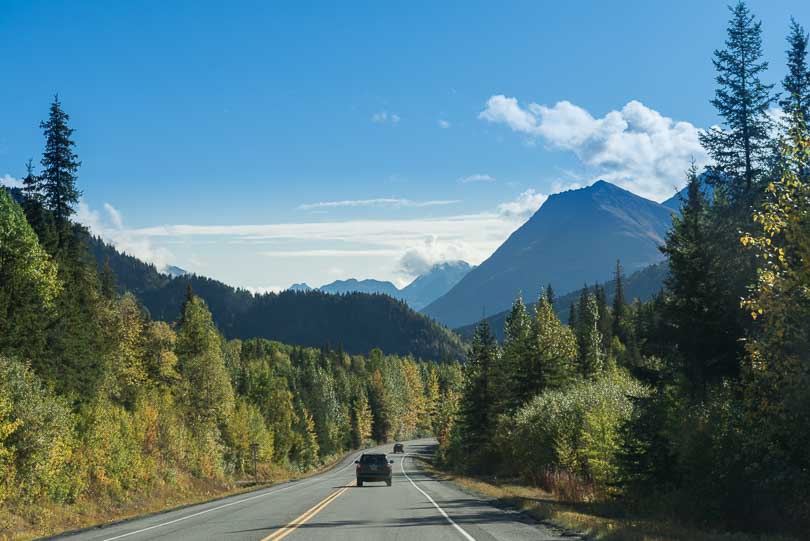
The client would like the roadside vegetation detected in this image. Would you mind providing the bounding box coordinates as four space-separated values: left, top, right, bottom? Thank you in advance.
0 104 463 537
437 3 810 538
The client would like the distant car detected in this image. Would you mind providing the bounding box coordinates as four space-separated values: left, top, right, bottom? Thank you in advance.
355 453 394 487
393 443 404 454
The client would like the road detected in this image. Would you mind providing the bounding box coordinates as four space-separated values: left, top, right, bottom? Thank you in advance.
53 439 577 541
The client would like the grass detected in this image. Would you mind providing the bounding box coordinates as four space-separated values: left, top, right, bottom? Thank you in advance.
421 459 799 541
0 452 352 541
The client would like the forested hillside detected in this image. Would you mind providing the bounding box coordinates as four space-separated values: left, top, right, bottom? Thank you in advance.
441 4 810 536
456 261 669 341
0 98 464 537
89 236 464 360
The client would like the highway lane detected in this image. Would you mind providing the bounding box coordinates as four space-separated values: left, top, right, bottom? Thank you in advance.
53 439 578 541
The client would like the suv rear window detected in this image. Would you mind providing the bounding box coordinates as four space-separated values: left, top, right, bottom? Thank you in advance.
360 454 387 464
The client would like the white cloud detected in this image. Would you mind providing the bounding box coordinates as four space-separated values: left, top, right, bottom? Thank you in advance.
459 174 495 184
371 111 400 125
103 202 123 229
438 119 451 129
1 174 23 189
496 189 548 219
297 198 459 211
479 96 708 201
76 200 174 268
398 236 470 276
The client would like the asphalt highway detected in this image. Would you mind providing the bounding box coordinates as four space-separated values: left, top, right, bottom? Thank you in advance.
53 439 578 541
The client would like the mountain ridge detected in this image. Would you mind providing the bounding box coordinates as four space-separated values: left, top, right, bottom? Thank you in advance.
422 180 675 328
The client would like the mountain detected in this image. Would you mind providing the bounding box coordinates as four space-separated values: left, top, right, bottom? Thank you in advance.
87 237 464 360
319 278 403 299
401 261 473 311
288 282 313 292
422 180 675 328
161 265 188 278
456 261 669 342
312 262 473 310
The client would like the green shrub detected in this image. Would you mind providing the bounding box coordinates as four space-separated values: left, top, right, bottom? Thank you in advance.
0 356 82 503
504 370 646 493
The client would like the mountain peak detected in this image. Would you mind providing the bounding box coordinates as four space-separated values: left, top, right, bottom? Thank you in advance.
422 181 673 328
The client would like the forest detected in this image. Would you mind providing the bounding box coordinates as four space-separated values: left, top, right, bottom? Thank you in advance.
2 1 810 538
0 100 462 534
443 2 810 534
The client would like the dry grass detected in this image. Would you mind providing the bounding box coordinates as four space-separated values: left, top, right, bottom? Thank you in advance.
422 462 799 541
0 453 350 541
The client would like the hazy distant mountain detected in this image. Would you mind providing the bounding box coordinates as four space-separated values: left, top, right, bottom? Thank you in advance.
161 265 188 278
422 180 674 328
456 261 669 342
402 261 473 311
288 283 313 292
314 262 472 310
319 278 404 299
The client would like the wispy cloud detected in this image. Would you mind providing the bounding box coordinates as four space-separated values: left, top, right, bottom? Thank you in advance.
479 96 707 201
438 119 451 129
297 198 460 211
76 200 174 268
371 111 400 125
1 174 22 189
459 174 495 184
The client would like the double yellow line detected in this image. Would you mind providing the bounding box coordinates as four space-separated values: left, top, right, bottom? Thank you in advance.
261 481 355 541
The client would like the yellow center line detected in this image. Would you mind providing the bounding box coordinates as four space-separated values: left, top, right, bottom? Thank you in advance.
260 480 355 541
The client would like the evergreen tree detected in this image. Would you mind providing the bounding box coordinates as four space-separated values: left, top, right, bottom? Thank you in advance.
21 159 41 201
39 96 81 236
780 19 810 137
661 166 735 397
595 284 613 350
545 283 555 305
612 260 626 340
100 256 117 299
458 319 498 469
577 293 604 377
700 1 774 199
495 295 531 412
20 160 56 253
529 294 577 392
568 301 577 328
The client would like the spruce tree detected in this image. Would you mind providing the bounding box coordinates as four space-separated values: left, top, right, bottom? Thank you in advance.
612 260 626 341
577 293 604 377
700 1 774 199
20 159 56 253
661 165 737 397
459 319 498 469
39 95 81 236
568 301 577 328
496 295 531 412
545 283 555 305
780 19 810 137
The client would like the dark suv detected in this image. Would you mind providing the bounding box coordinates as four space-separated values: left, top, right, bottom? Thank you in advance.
393 442 404 453
355 453 394 487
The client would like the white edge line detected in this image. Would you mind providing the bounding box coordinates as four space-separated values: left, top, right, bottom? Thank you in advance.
401 453 477 541
98 453 362 541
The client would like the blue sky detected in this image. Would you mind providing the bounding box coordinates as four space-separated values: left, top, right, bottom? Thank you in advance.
2 0 809 291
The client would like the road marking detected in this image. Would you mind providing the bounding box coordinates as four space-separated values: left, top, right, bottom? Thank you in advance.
400 454 477 541
96 454 362 541
261 481 354 541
